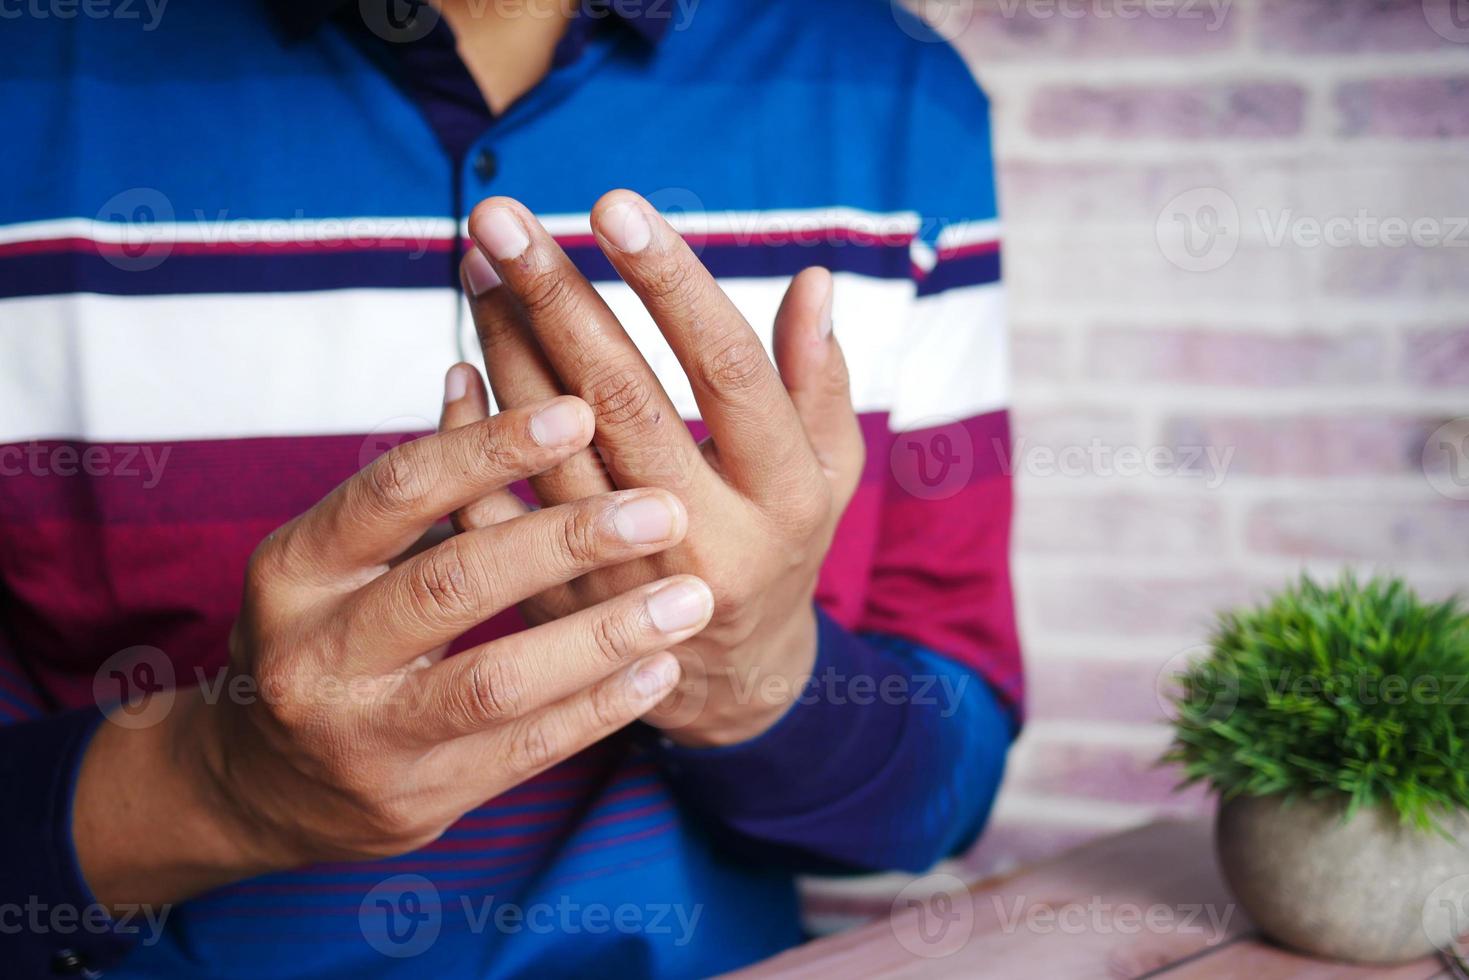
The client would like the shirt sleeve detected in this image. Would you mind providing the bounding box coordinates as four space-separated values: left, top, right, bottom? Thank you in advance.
652 610 1011 873
653 44 1020 873
0 637 140 976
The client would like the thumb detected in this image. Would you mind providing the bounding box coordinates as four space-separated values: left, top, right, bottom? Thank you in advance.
772 267 864 501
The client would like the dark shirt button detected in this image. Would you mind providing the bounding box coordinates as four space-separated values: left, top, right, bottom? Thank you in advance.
50 949 87 975
472 148 498 182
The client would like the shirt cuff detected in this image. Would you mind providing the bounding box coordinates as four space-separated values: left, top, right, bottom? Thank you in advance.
0 708 140 977
651 607 911 821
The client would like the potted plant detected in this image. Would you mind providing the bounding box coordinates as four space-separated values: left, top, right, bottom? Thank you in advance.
1165 573 1469 964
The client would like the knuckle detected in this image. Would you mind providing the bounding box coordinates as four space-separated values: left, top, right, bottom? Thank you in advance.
364 446 430 514
823 353 854 401
701 336 769 396
588 677 628 730
582 367 657 431
261 663 328 736
556 503 607 569
462 656 523 726
590 610 641 667
516 267 577 318
467 418 526 476
785 481 833 533
365 796 426 842
244 538 282 593
642 259 699 304
410 537 479 619
507 721 560 774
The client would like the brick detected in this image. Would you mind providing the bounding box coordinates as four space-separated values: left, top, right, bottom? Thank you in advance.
998 160 1229 225
1026 656 1180 724
1247 499 1469 561
1232 160 1469 223
1011 325 1072 383
1258 0 1464 54
1011 406 1141 453
952 0 1238 63
1006 738 1208 807
1023 573 1261 636
1160 413 1440 478
1088 325 1386 386
1018 493 1226 555
1028 83 1305 140
1337 77 1469 139
1403 325 1469 387
1007 239 1313 312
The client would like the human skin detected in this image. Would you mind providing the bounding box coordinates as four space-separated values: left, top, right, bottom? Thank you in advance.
453 189 866 748
74 396 715 910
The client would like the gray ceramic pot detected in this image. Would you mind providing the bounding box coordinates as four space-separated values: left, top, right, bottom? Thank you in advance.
1216 794 1469 963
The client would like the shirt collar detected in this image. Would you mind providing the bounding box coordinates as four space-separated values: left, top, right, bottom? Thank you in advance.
265 0 670 45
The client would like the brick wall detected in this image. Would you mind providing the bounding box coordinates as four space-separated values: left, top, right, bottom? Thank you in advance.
949 0 1469 879
801 0 1468 930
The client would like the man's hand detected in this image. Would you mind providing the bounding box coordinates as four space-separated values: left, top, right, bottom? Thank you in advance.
448 190 866 748
75 393 714 908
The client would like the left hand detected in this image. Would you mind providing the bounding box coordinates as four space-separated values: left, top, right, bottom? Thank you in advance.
443 190 865 747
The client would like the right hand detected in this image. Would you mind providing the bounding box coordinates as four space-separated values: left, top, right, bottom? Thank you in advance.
173 387 712 872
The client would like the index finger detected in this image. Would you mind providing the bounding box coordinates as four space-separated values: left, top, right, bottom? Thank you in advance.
288 395 594 574
467 197 705 493
589 189 818 498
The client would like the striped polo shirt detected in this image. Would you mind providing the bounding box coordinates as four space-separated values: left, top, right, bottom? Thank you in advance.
0 2 1020 977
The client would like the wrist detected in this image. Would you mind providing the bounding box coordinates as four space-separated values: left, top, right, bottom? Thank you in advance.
73 688 285 911
179 690 305 878
658 605 818 748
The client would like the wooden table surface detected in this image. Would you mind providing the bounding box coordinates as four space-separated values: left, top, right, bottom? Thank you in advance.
730 819 1450 979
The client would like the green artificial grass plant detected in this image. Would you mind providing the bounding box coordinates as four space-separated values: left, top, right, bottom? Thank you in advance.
1166 573 1469 832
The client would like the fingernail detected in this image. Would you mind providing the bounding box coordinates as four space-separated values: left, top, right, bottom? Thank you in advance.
462 247 501 295
601 201 653 254
474 207 530 261
529 400 587 447
612 494 677 544
444 364 470 404
646 580 713 634
818 283 834 339
631 653 679 700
